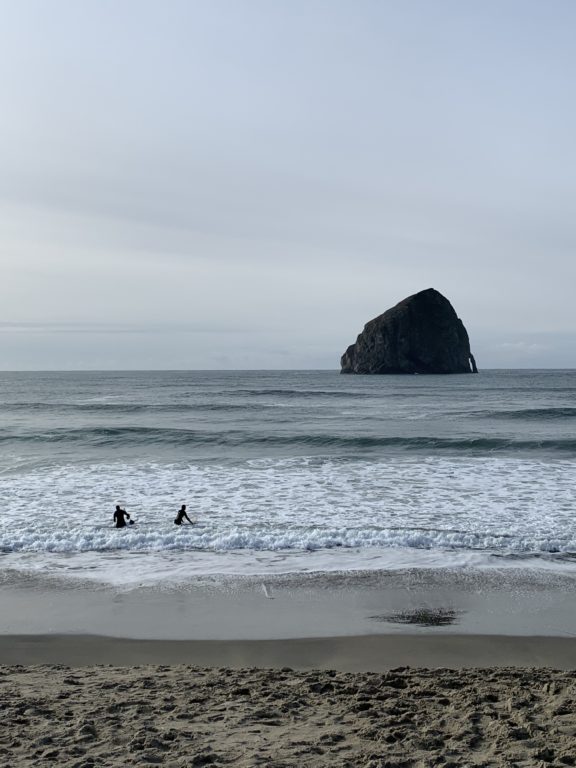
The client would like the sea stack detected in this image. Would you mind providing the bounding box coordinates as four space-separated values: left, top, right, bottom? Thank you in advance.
341 288 478 374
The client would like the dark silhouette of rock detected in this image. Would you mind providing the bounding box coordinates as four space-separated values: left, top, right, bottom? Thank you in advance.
341 288 478 374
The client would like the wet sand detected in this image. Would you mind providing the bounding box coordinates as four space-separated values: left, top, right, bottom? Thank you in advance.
3 632 576 669
3 566 576 640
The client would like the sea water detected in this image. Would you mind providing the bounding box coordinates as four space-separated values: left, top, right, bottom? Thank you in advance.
1 369 575 588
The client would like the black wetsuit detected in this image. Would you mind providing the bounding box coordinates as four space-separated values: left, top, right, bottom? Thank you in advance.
174 509 192 526
113 509 130 528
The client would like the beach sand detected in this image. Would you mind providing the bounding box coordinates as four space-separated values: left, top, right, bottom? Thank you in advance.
3 571 576 765
2 659 576 767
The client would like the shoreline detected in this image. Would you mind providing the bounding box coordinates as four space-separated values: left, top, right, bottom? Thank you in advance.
4 566 576 671
3 632 576 669
3 565 576 640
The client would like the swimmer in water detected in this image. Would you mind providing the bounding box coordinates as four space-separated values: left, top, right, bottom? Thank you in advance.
174 504 193 526
113 505 131 528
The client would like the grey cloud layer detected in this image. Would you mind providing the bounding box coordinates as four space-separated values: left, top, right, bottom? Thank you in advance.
0 1 575 368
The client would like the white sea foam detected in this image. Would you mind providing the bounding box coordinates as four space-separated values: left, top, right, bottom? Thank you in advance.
1 455 576 585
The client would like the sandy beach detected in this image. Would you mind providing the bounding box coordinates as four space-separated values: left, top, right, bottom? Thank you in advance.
2 660 576 767
2 571 576 765
2 629 576 767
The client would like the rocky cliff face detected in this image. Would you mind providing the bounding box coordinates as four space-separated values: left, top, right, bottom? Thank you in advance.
341 288 478 374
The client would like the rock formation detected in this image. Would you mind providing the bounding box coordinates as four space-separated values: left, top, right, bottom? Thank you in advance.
341 288 478 374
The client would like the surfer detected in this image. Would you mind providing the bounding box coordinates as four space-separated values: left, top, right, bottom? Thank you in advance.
113 505 131 528
174 504 193 526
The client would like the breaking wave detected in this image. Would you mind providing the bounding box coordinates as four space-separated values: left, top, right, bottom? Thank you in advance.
2 524 576 556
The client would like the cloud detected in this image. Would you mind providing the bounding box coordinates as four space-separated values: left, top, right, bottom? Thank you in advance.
497 341 547 353
0 322 257 335
0 2 575 368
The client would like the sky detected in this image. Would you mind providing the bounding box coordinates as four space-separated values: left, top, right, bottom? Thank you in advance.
0 0 575 370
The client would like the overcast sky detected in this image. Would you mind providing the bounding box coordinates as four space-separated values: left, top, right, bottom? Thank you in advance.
1 0 574 369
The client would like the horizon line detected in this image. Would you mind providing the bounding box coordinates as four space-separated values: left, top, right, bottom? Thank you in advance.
0 367 574 374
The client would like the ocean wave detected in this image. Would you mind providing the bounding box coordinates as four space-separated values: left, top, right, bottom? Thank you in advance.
221 388 368 399
0 402 275 414
475 407 576 421
1 427 575 453
1 452 574 581
1 525 575 555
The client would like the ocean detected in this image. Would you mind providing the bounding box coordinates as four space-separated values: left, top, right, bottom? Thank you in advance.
1 369 575 588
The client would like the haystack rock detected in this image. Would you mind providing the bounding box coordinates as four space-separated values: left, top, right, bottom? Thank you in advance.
340 288 478 374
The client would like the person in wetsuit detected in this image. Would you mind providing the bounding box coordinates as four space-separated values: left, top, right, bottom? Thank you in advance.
174 504 193 526
113 505 131 528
